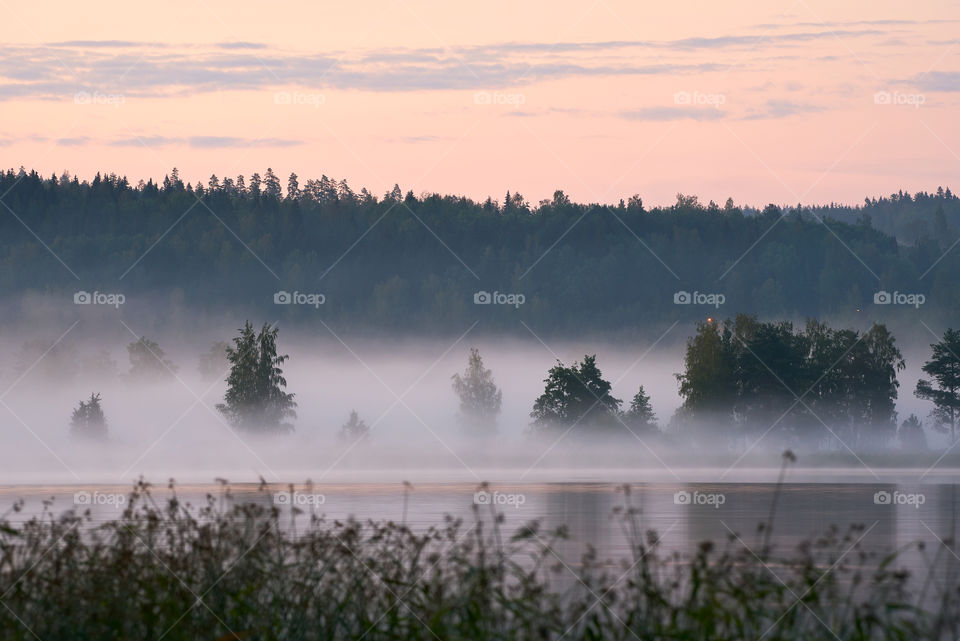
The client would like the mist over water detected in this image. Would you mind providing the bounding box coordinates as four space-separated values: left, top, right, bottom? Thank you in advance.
0 316 950 486
0 325 676 484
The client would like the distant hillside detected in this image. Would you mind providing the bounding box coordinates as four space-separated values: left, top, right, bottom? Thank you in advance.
805 187 960 244
0 167 957 333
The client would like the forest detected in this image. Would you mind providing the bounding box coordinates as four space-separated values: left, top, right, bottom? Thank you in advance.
0 167 958 333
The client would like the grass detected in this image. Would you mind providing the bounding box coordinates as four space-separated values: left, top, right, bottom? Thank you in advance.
0 474 957 640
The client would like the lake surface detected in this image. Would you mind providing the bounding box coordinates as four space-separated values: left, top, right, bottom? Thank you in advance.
3 479 958 593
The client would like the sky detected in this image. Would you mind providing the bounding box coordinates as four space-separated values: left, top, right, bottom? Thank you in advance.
0 0 958 207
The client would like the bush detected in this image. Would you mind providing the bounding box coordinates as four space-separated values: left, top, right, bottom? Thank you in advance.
0 479 956 640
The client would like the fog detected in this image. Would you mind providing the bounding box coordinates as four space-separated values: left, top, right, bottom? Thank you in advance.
0 311 950 486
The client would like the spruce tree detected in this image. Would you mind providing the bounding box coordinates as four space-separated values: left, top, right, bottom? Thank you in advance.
70 393 107 439
217 322 297 434
915 328 960 443
451 348 502 432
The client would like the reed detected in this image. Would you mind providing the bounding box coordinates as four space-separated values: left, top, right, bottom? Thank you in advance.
0 475 955 640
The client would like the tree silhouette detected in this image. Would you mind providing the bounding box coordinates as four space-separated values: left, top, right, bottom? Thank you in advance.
676 315 903 447
531 355 621 430
126 337 178 382
1 167 958 333
338 410 370 443
915 328 960 443
70 393 107 439
216 322 297 434
451 348 502 432
897 414 927 451
198 341 230 381
624 385 657 432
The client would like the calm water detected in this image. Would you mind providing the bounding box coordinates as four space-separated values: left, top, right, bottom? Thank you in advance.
3 480 958 585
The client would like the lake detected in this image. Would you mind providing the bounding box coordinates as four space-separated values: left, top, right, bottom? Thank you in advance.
3 477 958 593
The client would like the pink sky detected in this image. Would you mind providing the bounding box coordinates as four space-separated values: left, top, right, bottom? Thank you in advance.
0 0 958 207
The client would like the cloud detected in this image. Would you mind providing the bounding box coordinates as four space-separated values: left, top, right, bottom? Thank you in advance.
911 71 960 92
752 18 959 29
48 40 166 48
741 99 824 120
618 107 727 122
55 136 90 146
188 136 302 148
216 41 267 50
401 135 442 143
98 135 305 148
0 28 893 100
108 136 181 147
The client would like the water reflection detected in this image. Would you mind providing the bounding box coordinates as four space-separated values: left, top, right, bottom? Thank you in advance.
2 481 958 587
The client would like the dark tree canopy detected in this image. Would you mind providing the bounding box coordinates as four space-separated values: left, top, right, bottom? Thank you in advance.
676 315 903 448
915 328 960 443
0 167 958 334
625 385 657 432
216 322 297 434
531 354 622 430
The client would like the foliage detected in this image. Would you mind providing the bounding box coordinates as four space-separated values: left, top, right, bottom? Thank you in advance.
915 328 960 443
451 348 502 431
531 354 622 430
216 322 297 434
126 336 178 381
339 409 370 443
198 340 230 381
1 168 958 333
624 385 657 432
898 414 927 451
676 315 904 447
69 392 107 439
0 479 955 640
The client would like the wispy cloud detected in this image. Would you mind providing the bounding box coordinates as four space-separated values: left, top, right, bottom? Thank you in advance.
911 71 960 92
108 136 180 147
0 28 898 100
741 99 825 119
188 136 302 148
56 136 90 146
215 41 267 50
47 39 163 48
753 18 958 29
106 135 302 148
619 107 727 122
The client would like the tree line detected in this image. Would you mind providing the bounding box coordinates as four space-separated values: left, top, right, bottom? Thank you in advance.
1 167 959 333
69 317 960 453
